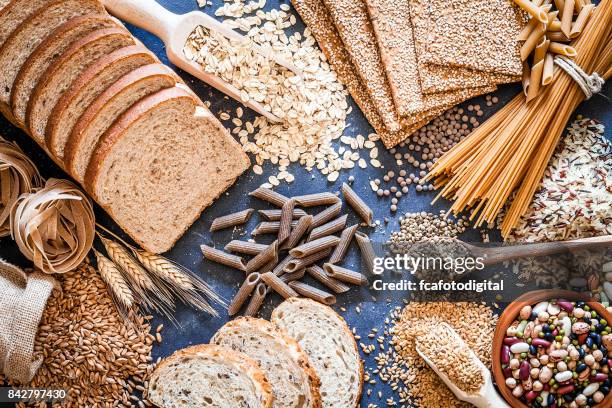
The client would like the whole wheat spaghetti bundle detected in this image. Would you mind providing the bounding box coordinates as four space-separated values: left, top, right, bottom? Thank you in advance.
426 0 611 238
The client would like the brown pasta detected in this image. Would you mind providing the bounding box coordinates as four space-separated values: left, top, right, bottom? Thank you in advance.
521 23 546 60
522 61 531 95
308 214 348 241
570 3 595 38
515 0 550 22
561 0 575 37
542 53 555 85
252 220 298 235
293 192 340 207
246 240 279 273
224 240 268 255
341 182 373 224
200 244 246 271
355 232 376 274
279 268 306 283
329 224 359 264
260 272 298 299
323 263 368 286
228 272 260 316
288 281 336 305
273 254 294 276
259 254 279 274
258 208 308 221
243 283 267 316
284 248 332 273
210 209 254 232
306 265 350 293
549 41 577 57
289 236 340 258
527 59 544 101
281 215 314 250
518 15 543 40
278 199 295 244
546 31 570 41
311 202 342 228
249 187 290 207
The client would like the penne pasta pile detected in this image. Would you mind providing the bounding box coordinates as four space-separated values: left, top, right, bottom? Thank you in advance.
516 0 596 100
425 0 611 238
200 185 377 316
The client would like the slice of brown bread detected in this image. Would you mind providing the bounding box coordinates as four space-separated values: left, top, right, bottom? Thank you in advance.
84 86 250 253
0 0 55 47
27 27 135 144
11 14 121 128
45 45 157 161
212 317 322 408
271 298 363 408
148 344 273 408
65 64 179 183
0 0 105 113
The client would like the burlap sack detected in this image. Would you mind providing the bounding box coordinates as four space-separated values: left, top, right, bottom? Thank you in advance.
0 258 57 383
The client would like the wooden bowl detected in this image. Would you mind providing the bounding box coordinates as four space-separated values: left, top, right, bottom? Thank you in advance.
492 290 612 408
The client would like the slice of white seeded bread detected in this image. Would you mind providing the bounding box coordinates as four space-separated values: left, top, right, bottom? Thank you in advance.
148 344 274 408
11 14 121 127
212 317 322 408
271 298 363 408
27 27 135 145
45 45 157 161
0 0 105 114
84 86 250 253
65 64 179 183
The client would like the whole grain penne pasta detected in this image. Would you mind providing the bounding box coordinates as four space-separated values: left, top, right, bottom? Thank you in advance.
544 10 559 29
210 209 254 232
278 199 295 244
323 263 368 286
284 248 332 273
259 254 279 274
522 61 531 96
329 224 359 264
561 0 574 37
290 236 340 258
355 232 376 274
311 202 342 228
200 244 246 271
521 23 546 60
273 254 294 276
261 272 298 299
246 240 278 273
546 31 570 41
514 0 549 23
306 265 350 293
548 41 577 57
574 0 585 11
308 214 348 241
554 0 565 17
526 59 545 101
243 283 267 316
293 192 340 207
288 281 336 305
252 220 298 235
258 208 308 221
228 272 260 316
341 183 373 225
547 18 562 31
279 268 305 283
534 37 550 63
249 187 290 207
542 53 555 85
281 215 314 250
518 4 551 40
570 3 595 38
224 240 268 255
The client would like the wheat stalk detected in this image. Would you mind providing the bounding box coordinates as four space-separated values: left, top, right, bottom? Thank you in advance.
94 249 136 325
100 236 155 291
133 250 194 290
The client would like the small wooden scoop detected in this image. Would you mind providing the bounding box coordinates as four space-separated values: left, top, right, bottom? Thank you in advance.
416 323 510 408
104 0 300 122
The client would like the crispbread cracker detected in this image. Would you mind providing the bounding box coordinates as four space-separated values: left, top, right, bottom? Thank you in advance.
410 0 525 76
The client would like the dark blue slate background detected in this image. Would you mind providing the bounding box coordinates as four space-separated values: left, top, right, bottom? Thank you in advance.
0 0 609 406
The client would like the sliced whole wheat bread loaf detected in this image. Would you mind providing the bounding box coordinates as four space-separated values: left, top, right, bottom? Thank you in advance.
84 86 250 253
11 14 121 127
27 27 135 144
65 64 179 183
45 45 157 161
271 298 363 408
212 317 322 408
148 344 273 408
0 0 105 112
0 0 56 47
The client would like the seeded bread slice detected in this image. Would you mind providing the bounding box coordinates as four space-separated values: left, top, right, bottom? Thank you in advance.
0 0 105 114
84 86 250 253
65 64 179 183
148 344 273 408
11 14 121 128
271 298 363 408
27 27 135 144
212 317 322 408
0 0 55 47
45 45 157 161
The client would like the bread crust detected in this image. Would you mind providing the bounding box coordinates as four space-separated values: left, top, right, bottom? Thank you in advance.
271 298 364 408
149 343 274 408
213 317 323 408
44 44 156 161
64 63 178 180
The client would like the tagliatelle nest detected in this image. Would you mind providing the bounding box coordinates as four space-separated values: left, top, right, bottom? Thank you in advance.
11 178 95 274
0 136 43 237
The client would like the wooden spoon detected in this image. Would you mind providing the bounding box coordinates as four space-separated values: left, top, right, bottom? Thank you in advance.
104 0 300 122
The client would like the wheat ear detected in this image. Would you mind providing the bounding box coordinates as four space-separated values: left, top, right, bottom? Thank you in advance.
132 250 194 290
100 236 155 291
94 249 137 326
